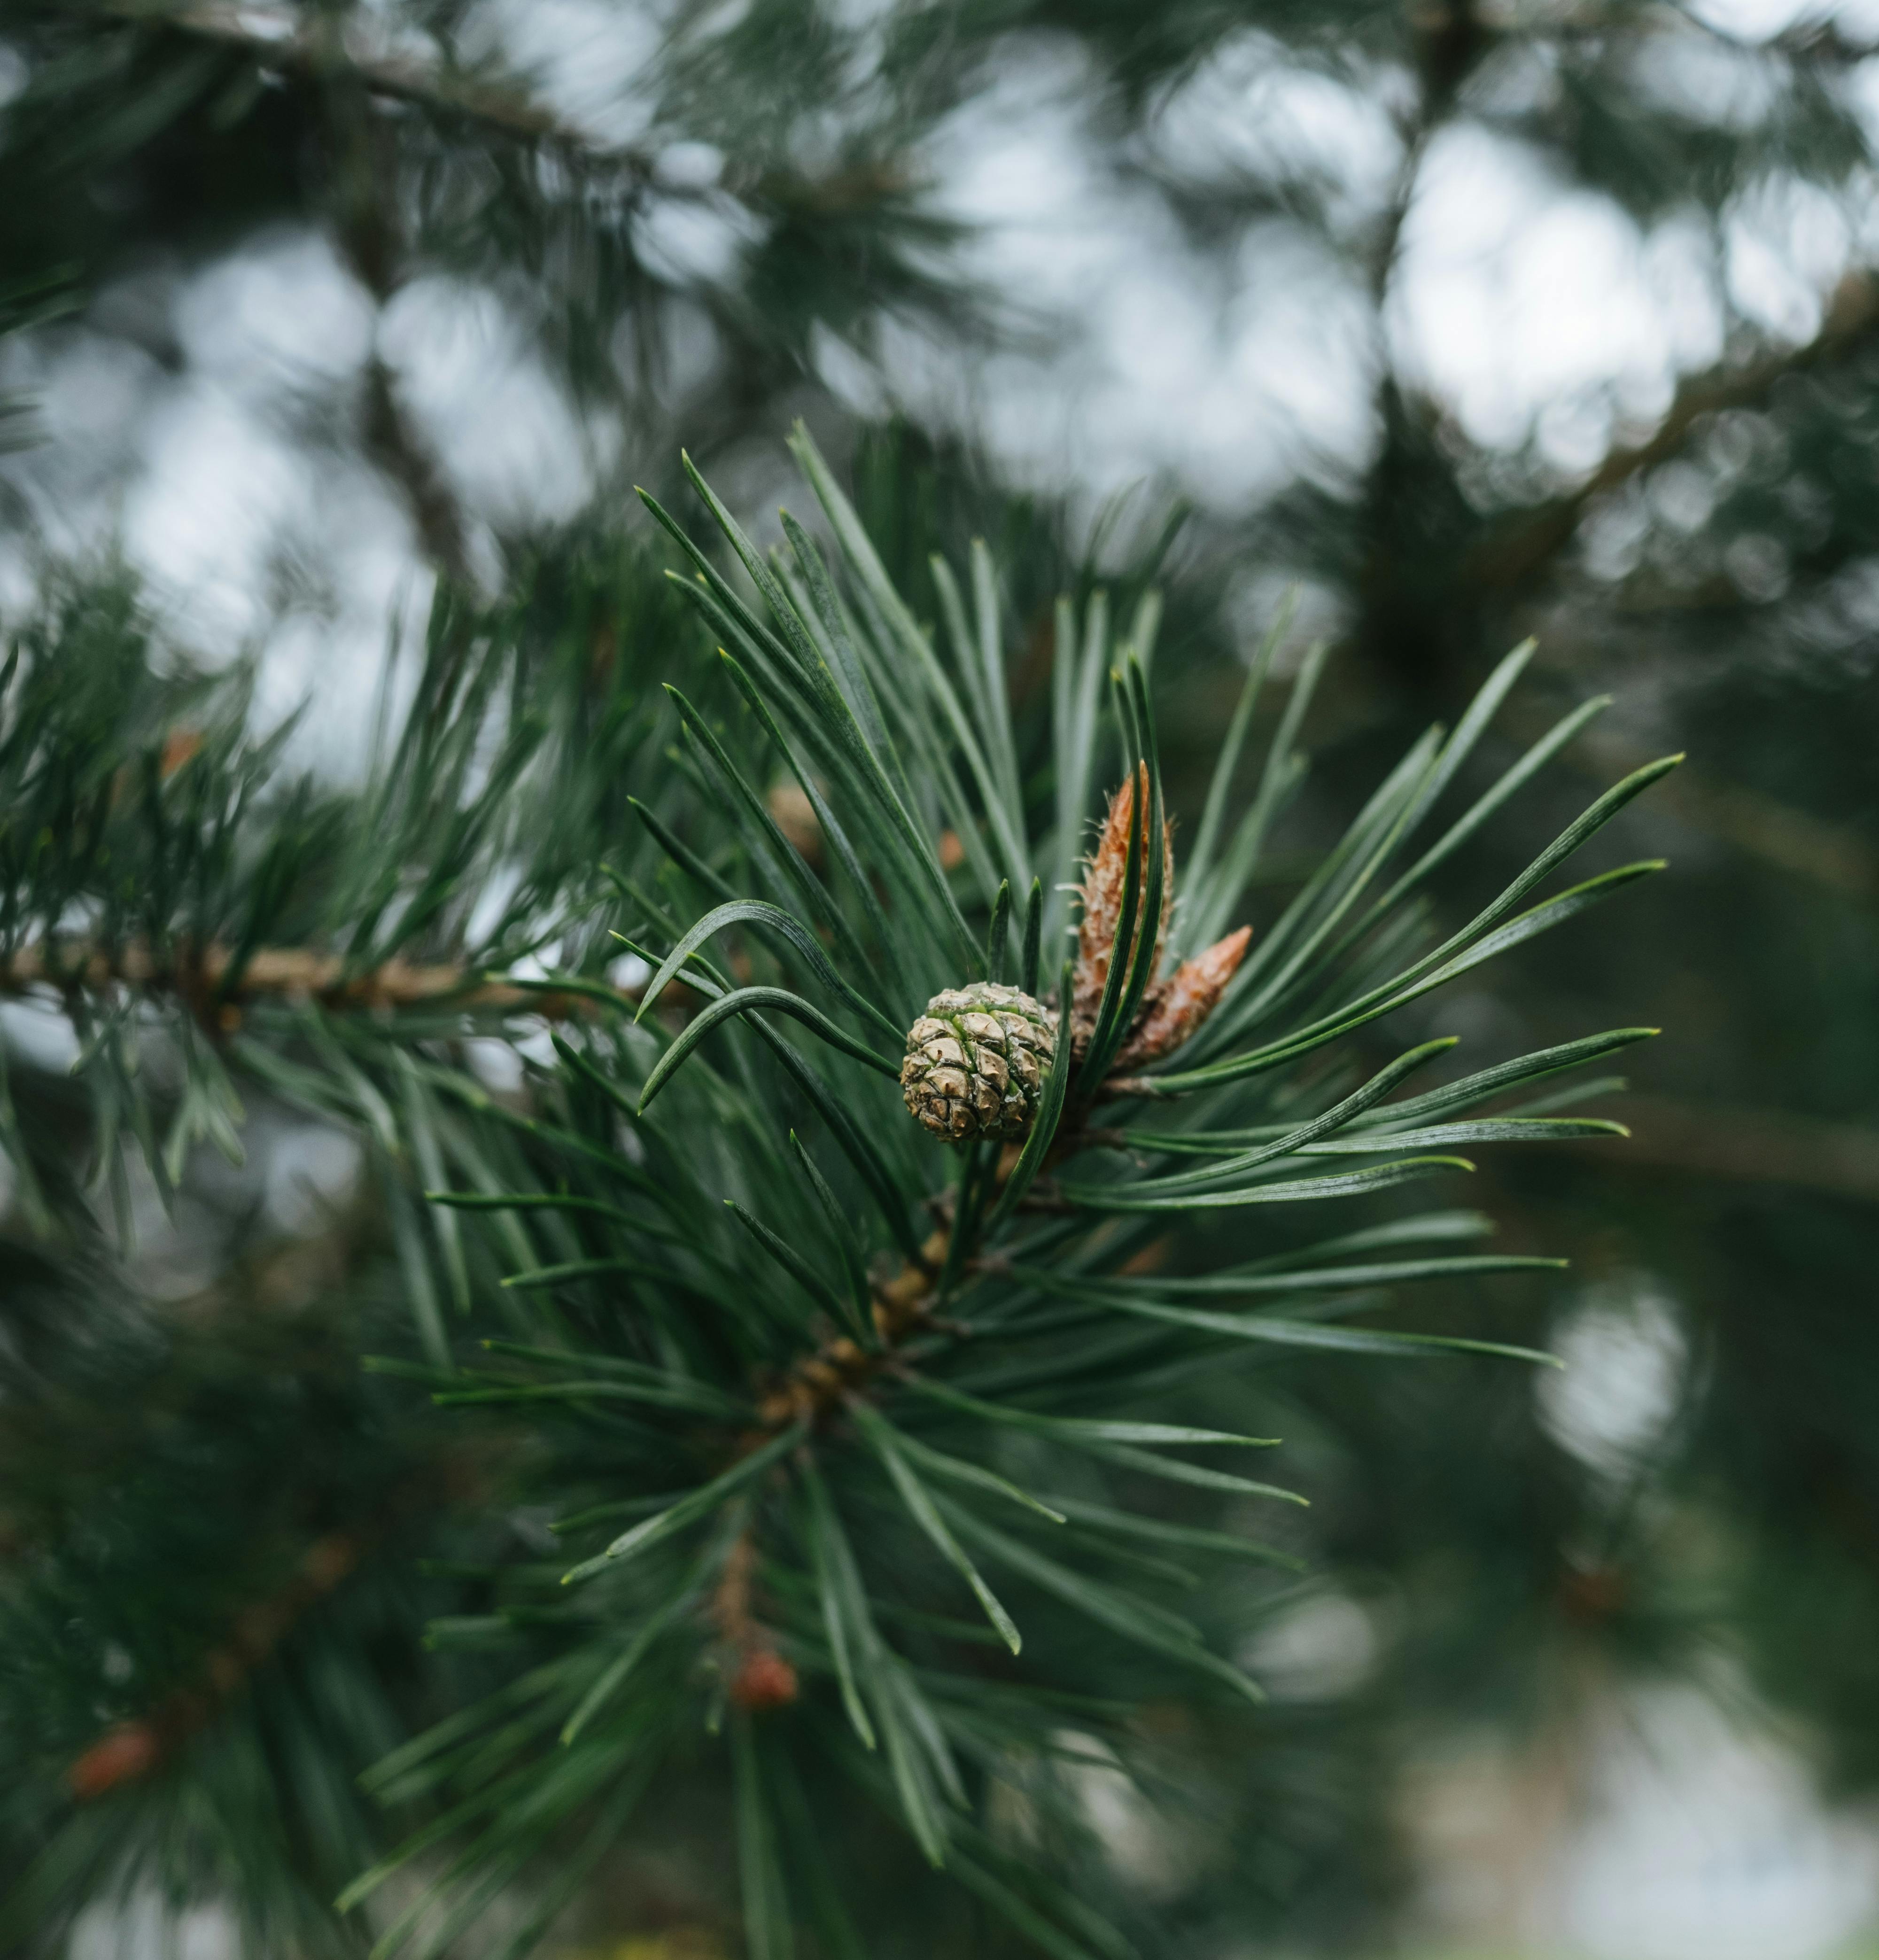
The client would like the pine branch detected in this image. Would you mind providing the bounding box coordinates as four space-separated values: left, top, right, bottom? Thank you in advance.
1564 1094 1879 1204
1504 699 1879 902
64 1533 362 1800
1706 13 1879 66
1544 4 1879 63
0 940 640 1022
360 350 474 585
6 433 1674 1959
311 8 488 583
1467 272 1879 594
102 0 918 211
101 0 669 174
62 1439 488 1800
756 1193 1069 1433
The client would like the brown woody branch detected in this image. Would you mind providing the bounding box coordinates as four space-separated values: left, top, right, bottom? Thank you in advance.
0 939 636 1025
67 1447 488 1800
105 0 668 171
1467 273 1879 595
67 1531 364 1799
1509 705 1879 905
755 1115 1114 1431
711 1528 799 1711
359 353 475 584
753 1226 949 1431
1563 1095 1879 1206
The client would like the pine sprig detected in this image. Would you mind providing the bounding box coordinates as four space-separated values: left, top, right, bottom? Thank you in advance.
0 537 711 1241
327 428 1672 1959
0 430 1670 1960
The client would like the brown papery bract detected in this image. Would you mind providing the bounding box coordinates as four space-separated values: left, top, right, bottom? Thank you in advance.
1113 926 1252 1070
1072 765 1173 1052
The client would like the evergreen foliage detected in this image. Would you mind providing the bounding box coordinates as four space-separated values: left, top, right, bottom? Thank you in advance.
1 428 1670 1954
3 0 1878 1952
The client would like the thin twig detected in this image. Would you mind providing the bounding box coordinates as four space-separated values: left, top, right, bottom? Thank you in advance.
0 939 638 1023
66 1447 487 1799
103 0 910 207
1564 1095 1879 1206
1505 700 1879 904
359 350 475 585
103 0 667 172
1467 274 1879 595
1353 0 1489 676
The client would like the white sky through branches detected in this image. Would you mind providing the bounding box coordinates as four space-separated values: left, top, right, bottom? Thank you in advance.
3 0 1877 785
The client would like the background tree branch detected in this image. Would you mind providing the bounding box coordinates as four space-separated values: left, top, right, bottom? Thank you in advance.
1467 273 1879 596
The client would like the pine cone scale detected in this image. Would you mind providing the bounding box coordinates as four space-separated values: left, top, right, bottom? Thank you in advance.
901 982 1056 1142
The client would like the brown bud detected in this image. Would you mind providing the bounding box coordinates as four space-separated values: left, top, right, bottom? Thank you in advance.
729 1648 799 1711
68 1721 162 1799
1112 926 1252 1069
1073 768 1173 1050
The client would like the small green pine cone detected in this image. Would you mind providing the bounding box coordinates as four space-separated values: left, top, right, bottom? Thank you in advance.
901 982 1056 1143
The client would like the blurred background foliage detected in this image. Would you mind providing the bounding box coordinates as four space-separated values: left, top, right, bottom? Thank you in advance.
1 0 1878 1954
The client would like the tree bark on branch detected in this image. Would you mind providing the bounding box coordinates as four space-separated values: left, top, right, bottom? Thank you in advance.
1467 274 1879 597
1564 1095 1879 1206
105 0 665 171
0 940 643 1024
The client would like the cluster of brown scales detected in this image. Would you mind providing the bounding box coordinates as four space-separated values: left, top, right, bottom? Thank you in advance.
901 769 1252 1143
899 983 1055 1142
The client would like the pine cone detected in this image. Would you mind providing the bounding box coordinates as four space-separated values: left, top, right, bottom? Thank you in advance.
901 982 1056 1142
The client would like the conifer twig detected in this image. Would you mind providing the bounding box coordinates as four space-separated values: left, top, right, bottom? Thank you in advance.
101 0 669 172
1562 1095 1879 1205
103 0 914 210
1467 273 1879 595
1504 701 1879 904
66 1531 363 1799
0 940 638 1023
65 1448 487 1800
